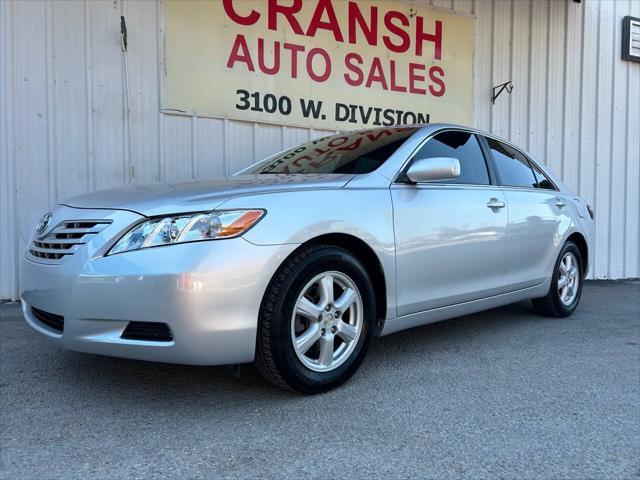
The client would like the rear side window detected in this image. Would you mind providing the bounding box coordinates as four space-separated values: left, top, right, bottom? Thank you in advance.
412 131 490 185
531 162 557 190
486 138 536 188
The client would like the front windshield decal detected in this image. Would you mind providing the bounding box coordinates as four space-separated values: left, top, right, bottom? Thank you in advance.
253 126 418 175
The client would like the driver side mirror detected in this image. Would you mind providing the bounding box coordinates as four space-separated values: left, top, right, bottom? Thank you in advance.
405 157 461 183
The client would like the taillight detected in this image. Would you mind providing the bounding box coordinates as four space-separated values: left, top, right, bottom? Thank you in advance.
587 205 595 220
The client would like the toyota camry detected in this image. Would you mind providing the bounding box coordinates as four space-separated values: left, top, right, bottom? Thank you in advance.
21 124 594 393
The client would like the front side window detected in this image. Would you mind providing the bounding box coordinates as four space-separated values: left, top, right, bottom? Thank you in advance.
411 131 490 185
486 137 537 188
247 127 418 174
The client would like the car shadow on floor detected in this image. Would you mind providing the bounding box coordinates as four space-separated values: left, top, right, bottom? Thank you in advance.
46 300 542 401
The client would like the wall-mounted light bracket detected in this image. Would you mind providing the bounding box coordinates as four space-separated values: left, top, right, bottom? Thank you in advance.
491 81 513 104
120 16 128 52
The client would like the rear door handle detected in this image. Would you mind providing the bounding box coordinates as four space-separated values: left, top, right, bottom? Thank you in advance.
554 199 566 208
486 198 506 209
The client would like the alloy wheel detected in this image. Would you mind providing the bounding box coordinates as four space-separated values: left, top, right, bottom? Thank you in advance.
558 251 579 305
290 271 363 372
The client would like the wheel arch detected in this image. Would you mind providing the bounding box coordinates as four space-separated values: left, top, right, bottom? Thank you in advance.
287 233 388 335
566 231 588 277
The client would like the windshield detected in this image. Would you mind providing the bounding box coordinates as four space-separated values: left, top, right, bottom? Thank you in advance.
246 127 419 174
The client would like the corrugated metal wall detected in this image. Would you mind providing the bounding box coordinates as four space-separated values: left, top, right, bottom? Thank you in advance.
1 0 639 300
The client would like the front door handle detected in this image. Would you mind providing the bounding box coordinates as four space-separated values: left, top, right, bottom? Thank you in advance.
554 198 566 208
486 198 506 209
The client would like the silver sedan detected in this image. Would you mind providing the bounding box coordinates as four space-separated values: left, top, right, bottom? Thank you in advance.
21 124 594 393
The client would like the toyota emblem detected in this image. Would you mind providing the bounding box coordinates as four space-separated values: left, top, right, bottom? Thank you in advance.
36 212 52 235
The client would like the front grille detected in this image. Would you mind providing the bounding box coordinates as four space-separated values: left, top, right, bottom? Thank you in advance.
29 220 111 261
121 322 173 342
31 307 64 333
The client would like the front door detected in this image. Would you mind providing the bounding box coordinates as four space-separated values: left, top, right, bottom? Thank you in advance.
391 131 508 316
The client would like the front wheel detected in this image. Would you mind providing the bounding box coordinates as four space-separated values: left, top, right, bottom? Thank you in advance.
532 241 584 317
254 245 376 393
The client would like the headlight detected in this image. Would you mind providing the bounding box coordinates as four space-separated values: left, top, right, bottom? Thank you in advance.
108 209 265 255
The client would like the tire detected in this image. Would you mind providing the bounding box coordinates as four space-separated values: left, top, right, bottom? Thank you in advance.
532 241 584 317
254 244 376 394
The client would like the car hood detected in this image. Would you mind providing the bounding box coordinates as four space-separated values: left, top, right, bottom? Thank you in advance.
61 174 354 217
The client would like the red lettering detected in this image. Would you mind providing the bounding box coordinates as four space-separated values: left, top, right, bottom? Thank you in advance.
336 138 364 151
314 147 331 155
268 0 304 35
382 11 410 53
409 63 426 94
226 34 254 71
306 48 331 82
348 2 377 45
328 136 349 147
366 130 392 141
365 57 388 89
310 153 339 169
307 0 343 41
344 52 364 86
389 60 406 92
257 38 280 75
283 43 305 78
428 66 446 96
222 0 260 26
291 155 313 167
416 18 442 59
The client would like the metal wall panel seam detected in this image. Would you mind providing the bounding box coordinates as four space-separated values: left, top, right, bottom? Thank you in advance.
594 0 615 279
154 0 162 182
191 115 197 179
119 0 129 185
525 0 533 153
84 0 95 192
527 0 548 165
223 118 230 176
592 0 602 276
626 0 640 278
621 0 634 278
543 0 551 171
576 2 586 200
45 0 56 207
157 0 166 181
507 0 514 141
252 123 258 169
608 0 627 279
558 2 569 185
0 1 18 299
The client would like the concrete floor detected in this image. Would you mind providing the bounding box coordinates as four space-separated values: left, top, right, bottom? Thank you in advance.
1 281 639 479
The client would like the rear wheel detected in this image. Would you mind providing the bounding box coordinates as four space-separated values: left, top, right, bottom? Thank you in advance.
254 245 376 393
532 241 584 317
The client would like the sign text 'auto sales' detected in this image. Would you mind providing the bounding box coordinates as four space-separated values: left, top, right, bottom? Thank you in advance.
164 0 474 129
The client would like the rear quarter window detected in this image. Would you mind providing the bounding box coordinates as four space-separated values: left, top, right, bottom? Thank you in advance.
531 162 557 190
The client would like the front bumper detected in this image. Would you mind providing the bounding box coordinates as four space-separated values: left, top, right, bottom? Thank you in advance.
20 206 297 365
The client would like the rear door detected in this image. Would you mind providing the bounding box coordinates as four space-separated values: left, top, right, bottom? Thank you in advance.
391 130 509 315
483 136 571 290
